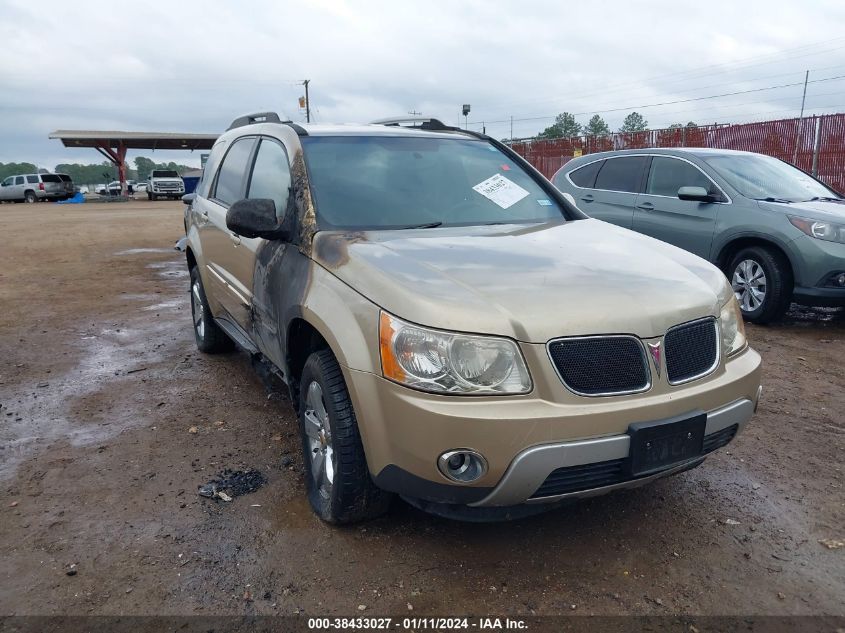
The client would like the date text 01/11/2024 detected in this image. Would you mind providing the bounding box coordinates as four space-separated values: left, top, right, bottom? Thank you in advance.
307 617 528 630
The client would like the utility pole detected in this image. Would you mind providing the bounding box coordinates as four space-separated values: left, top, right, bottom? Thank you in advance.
409 109 421 116
510 115 513 141
792 70 809 165
303 79 311 123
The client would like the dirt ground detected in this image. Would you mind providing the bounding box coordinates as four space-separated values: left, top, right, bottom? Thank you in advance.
0 200 843 618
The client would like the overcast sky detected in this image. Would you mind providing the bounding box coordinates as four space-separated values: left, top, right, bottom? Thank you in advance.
2 0 845 170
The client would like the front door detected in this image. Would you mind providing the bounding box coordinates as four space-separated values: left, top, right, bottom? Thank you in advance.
632 156 726 258
201 136 258 329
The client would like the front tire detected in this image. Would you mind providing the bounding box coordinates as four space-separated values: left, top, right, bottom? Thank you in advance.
149 193 157 201
189 266 233 353
299 349 391 524
729 246 793 324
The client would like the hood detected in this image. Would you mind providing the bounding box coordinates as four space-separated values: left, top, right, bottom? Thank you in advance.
757 198 845 223
312 219 730 343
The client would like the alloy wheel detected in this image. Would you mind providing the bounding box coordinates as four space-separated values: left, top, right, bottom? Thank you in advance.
732 258 767 312
191 281 205 339
303 380 334 499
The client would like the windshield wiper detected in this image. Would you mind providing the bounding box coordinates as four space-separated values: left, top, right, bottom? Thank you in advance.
755 197 793 203
397 221 443 230
805 196 844 203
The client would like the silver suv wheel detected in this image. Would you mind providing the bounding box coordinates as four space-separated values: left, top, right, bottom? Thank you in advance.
303 381 334 499
732 258 767 312
191 280 205 339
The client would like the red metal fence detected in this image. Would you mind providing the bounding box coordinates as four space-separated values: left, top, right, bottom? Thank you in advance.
509 113 845 194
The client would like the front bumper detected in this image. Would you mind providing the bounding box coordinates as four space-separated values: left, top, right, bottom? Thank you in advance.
349 346 762 506
472 397 753 506
790 234 845 306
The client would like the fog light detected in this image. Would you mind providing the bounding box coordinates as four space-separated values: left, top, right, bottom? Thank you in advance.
438 450 488 483
836 273 845 287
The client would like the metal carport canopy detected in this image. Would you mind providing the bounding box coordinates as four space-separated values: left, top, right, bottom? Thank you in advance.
48 130 220 192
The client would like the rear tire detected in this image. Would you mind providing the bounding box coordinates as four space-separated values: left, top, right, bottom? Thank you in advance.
189 266 233 353
24 191 36 204
299 349 391 524
729 246 792 324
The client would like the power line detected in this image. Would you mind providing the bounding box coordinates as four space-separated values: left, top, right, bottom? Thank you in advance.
490 37 845 112
468 73 845 127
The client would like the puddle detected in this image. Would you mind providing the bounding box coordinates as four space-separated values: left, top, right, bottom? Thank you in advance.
0 317 187 480
114 248 174 256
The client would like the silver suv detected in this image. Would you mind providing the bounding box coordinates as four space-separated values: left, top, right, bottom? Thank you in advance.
0 173 74 203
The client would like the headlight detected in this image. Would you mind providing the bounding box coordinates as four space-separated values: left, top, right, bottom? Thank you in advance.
789 216 845 244
379 312 532 395
720 295 747 357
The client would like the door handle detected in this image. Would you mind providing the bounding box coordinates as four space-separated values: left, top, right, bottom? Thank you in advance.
580 194 594 203
230 234 241 246
636 202 654 211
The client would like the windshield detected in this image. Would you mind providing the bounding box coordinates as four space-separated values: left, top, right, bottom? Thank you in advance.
152 170 179 178
703 153 838 202
301 136 564 229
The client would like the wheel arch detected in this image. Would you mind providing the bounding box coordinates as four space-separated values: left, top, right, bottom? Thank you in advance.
715 234 797 282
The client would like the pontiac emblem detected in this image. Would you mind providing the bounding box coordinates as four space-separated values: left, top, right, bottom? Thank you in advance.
648 341 662 377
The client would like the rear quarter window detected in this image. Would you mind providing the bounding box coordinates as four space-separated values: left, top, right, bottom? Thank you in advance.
26 175 39 183
565 160 604 188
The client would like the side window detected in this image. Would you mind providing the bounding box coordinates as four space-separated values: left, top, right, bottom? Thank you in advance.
213 138 255 206
646 156 713 197
15 176 24 185
247 138 291 217
566 160 604 188
594 156 648 193
2 177 13 186
26 175 39 184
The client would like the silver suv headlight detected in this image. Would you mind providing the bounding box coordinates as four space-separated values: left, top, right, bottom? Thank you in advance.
789 216 845 244
720 295 747 357
379 312 532 395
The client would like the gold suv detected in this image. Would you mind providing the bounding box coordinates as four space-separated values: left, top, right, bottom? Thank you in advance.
183 113 762 523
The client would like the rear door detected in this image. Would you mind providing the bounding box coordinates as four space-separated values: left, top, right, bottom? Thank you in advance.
632 155 727 258
39 174 64 197
580 156 649 228
58 174 75 195
199 136 258 327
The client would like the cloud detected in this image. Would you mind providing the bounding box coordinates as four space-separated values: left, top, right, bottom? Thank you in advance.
1 0 844 167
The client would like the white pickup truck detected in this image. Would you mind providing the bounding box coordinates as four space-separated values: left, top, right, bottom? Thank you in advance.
147 169 185 201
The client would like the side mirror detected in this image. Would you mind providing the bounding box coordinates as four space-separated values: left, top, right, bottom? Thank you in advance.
181 193 195 205
226 198 289 240
677 186 715 202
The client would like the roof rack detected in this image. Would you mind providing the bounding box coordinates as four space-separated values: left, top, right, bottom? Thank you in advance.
227 112 282 130
226 111 308 136
370 116 458 132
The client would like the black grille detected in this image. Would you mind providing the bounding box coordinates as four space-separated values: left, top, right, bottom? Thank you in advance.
529 425 738 499
548 337 649 396
702 424 738 453
664 318 718 384
530 459 625 498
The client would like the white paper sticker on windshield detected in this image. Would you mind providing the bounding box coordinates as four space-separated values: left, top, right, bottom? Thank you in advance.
472 174 530 209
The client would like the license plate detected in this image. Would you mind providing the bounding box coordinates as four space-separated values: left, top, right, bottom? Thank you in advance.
627 413 706 477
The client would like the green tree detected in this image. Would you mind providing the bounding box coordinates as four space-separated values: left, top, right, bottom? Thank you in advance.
0 162 38 180
134 156 192 181
619 111 648 133
539 112 582 139
134 156 156 181
584 114 610 137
